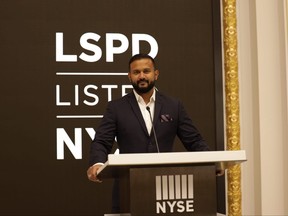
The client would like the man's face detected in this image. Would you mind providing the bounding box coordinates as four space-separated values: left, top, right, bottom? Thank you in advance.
128 58 159 94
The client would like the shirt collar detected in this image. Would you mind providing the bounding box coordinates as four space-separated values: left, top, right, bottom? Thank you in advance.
133 88 156 103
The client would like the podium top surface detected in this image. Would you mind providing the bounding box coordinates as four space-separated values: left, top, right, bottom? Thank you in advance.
97 150 246 178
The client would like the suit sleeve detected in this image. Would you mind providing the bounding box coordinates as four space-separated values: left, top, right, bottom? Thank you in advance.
176 101 210 151
88 102 117 166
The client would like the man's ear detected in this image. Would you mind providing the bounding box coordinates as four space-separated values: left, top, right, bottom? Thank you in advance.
128 72 131 82
155 70 160 80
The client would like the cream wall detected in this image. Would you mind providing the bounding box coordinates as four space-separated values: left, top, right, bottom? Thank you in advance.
237 0 288 215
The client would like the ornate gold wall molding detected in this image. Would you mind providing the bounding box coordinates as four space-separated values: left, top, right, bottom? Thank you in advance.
222 0 242 215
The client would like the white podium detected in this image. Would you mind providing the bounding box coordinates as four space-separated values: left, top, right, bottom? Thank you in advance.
99 150 246 216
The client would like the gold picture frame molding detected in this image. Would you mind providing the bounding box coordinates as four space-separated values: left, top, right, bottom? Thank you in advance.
222 0 242 215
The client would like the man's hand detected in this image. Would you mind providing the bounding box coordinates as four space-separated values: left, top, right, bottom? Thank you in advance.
216 169 225 176
87 164 103 183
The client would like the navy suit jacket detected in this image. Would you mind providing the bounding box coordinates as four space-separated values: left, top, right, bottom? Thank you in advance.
89 91 209 166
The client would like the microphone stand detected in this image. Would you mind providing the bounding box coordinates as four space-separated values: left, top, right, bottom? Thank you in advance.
146 106 160 153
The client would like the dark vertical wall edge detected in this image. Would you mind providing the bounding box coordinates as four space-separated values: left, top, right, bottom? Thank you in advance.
212 0 226 214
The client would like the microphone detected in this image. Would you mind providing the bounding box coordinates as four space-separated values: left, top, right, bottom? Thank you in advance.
146 106 160 153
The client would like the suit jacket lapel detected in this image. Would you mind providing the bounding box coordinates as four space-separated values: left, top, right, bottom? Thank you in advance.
154 91 163 128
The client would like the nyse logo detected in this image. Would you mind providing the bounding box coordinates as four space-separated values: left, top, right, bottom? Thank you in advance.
155 175 194 214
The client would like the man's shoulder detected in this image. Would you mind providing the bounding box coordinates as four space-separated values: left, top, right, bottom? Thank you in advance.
156 91 180 104
108 92 134 105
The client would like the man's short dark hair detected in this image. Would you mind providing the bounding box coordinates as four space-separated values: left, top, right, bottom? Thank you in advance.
128 53 156 70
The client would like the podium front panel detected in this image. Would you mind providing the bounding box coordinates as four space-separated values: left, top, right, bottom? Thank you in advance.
129 165 217 216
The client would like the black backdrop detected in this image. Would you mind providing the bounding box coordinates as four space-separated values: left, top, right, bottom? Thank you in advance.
0 0 224 215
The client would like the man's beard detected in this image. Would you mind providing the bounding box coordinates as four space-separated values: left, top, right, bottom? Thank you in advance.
132 79 155 94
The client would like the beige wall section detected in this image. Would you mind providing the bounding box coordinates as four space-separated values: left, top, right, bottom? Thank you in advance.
237 0 288 215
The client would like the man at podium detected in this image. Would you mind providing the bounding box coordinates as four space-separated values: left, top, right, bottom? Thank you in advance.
87 53 210 213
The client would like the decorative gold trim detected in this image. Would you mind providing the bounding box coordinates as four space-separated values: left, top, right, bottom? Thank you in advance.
222 0 242 216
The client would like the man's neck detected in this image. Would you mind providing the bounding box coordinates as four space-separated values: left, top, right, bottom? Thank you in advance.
141 93 153 104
